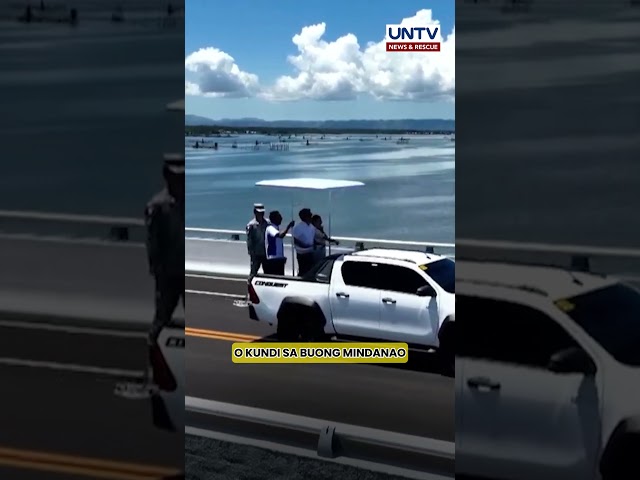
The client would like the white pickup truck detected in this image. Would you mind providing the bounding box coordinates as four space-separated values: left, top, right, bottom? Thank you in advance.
248 248 455 364
456 260 640 480
148 319 184 433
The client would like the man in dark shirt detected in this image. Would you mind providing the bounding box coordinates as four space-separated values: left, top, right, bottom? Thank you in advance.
145 155 185 344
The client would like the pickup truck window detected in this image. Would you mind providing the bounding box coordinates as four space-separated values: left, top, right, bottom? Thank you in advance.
341 261 381 289
314 258 334 283
302 254 341 283
558 284 640 366
377 264 428 295
421 259 455 293
459 296 579 369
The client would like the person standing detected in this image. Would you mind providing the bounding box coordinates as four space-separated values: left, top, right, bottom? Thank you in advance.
246 203 269 280
145 155 185 344
292 208 316 276
264 211 294 275
312 214 339 262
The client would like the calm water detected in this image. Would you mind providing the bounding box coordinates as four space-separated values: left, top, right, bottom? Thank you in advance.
0 11 184 218
186 133 455 242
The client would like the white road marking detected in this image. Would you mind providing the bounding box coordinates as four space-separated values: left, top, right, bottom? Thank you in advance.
186 273 246 282
185 289 245 299
0 357 143 378
0 320 146 338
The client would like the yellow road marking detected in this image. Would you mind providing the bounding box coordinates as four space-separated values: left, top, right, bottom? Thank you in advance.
186 327 258 341
187 330 251 342
0 446 178 479
186 327 263 343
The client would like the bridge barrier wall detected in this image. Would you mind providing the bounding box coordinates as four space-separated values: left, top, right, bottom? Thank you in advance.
186 228 455 277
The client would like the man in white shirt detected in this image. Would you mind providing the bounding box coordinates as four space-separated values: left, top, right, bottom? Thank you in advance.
264 211 294 275
291 208 317 276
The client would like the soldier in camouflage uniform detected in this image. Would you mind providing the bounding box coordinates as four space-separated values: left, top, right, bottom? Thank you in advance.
145 155 185 344
246 203 269 281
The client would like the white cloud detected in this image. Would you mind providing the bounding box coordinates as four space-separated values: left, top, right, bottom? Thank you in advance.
185 80 200 96
184 47 259 98
362 10 455 102
185 9 455 102
263 24 365 101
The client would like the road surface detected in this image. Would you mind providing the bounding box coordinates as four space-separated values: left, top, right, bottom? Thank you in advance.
0 237 155 324
0 318 183 479
0 238 150 299
185 273 455 441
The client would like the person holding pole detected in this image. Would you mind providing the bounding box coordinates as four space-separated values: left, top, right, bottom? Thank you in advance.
312 214 339 262
264 210 294 275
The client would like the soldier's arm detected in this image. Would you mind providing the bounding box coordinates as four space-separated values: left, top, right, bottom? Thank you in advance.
144 204 160 275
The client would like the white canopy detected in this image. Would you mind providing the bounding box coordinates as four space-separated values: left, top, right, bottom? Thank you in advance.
255 178 364 190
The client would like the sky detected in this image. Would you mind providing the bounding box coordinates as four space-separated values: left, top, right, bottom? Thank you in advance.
185 0 455 121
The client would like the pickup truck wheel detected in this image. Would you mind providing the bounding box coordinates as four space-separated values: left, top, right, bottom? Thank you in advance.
300 319 325 342
438 317 455 376
277 322 323 341
438 349 454 376
276 321 297 342
277 318 324 341
276 303 327 342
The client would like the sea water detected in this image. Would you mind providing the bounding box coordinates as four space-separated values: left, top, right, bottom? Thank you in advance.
186 133 454 242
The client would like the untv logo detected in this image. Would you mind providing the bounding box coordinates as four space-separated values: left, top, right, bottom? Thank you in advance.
385 24 440 52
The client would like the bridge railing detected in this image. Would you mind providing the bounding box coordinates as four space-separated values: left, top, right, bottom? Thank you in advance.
186 227 455 255
186 396 454 480
456 238 640 281
186 227 455 276
5 210 638 282
6 211 640 279
0 210 455 276
0 209 145 242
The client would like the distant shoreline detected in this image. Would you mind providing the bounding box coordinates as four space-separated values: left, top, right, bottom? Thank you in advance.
185 125 455 136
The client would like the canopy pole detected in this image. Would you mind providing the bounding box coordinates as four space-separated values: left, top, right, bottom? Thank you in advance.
290 193 295 276
328 190 332 255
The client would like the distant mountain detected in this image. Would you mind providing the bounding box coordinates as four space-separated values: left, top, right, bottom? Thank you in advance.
185 114 218 126
185 115 454 132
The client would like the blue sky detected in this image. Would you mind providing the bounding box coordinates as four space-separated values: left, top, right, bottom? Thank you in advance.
185 0 455 121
